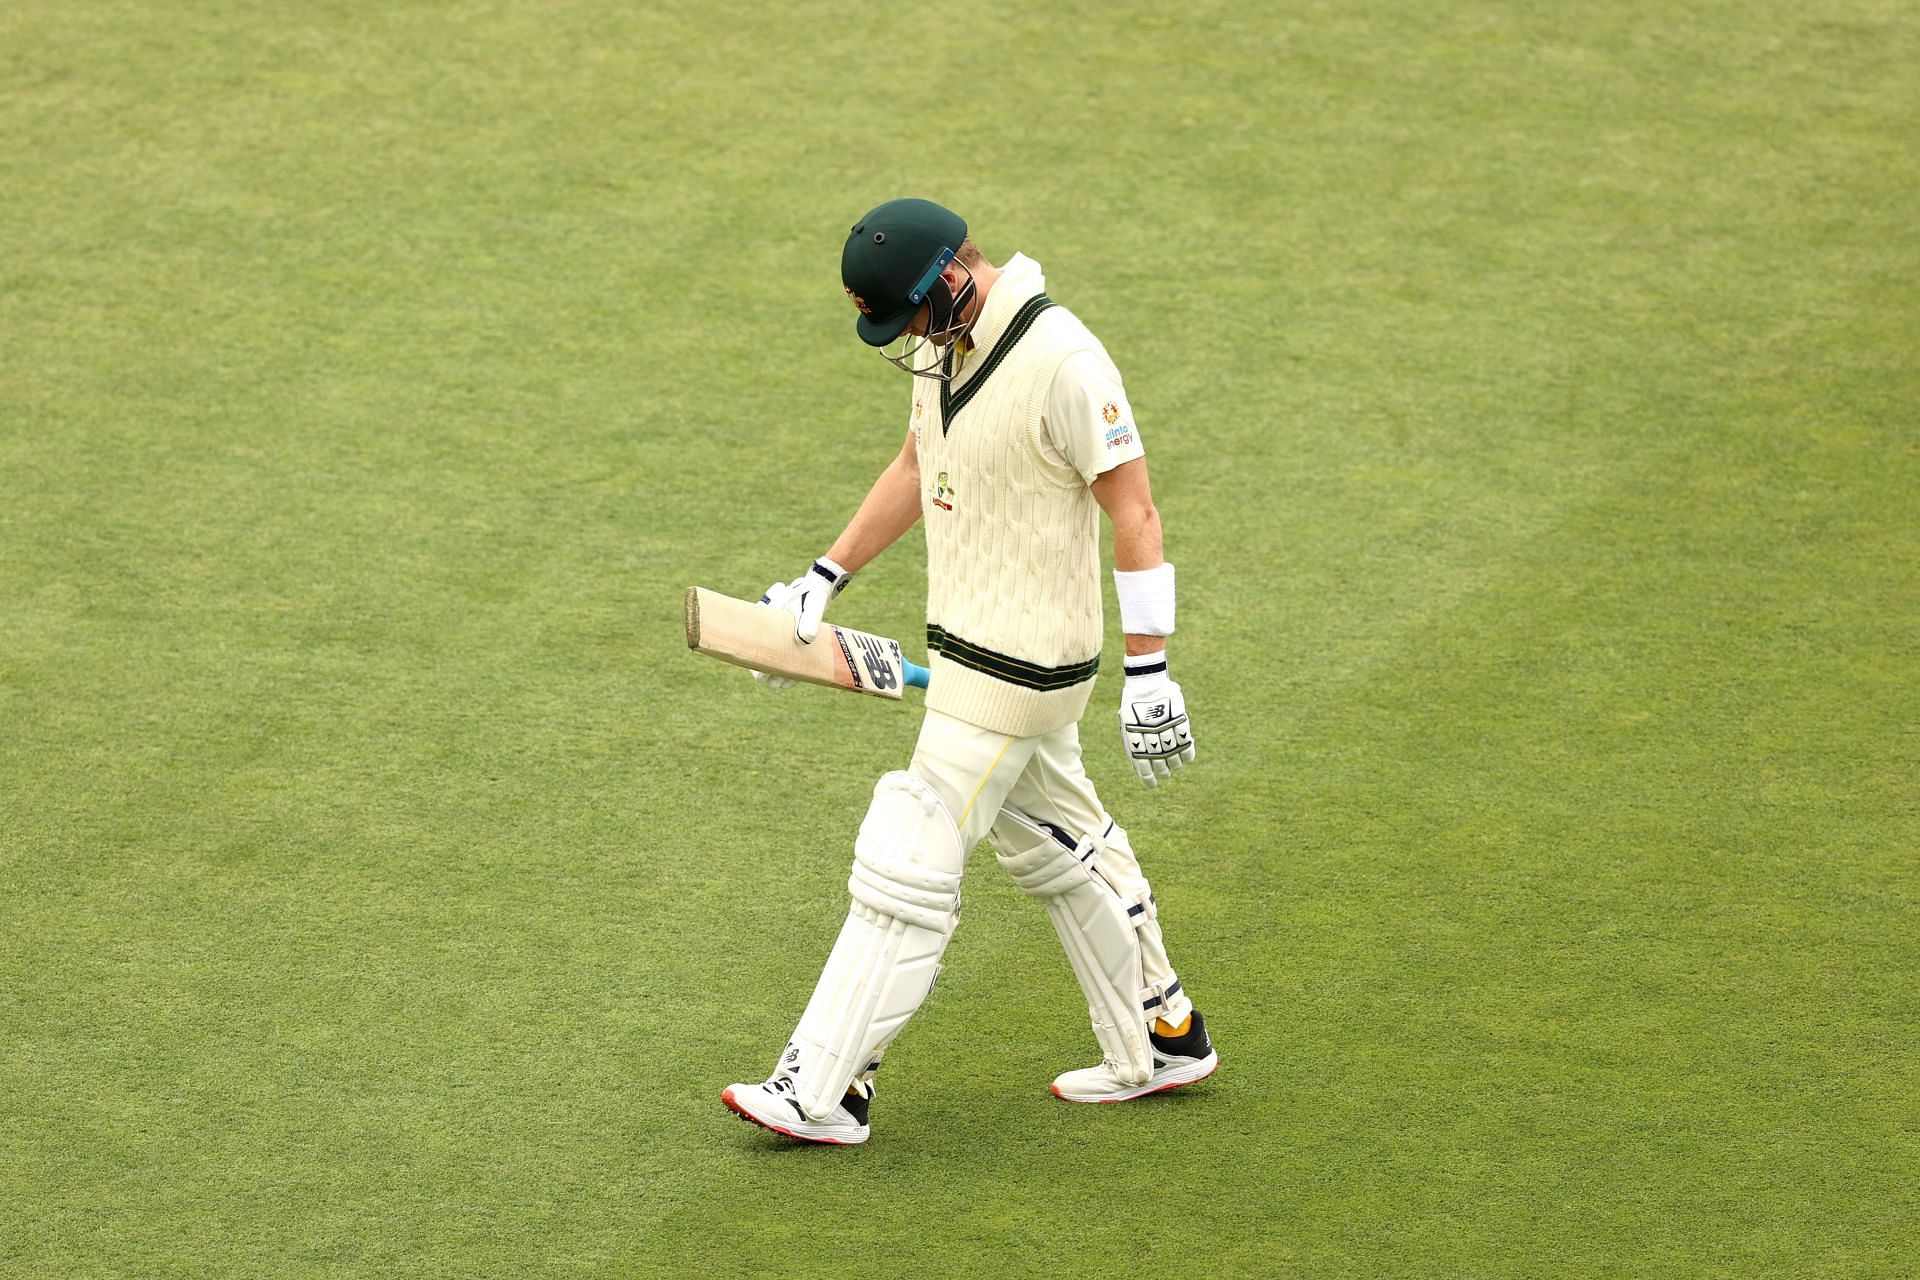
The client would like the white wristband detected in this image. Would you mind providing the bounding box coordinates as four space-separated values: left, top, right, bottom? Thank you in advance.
1114 562 1176 636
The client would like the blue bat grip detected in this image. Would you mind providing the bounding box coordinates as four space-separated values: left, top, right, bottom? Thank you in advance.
904 660 931 690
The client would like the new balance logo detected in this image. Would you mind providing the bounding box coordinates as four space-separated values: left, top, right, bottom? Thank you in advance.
854 633 900 691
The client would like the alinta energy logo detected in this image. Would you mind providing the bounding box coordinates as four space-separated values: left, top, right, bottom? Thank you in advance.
932 471 955 512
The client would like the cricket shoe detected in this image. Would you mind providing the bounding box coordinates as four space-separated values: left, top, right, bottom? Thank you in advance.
1051 1009 1218 1103
721 1076 870 1145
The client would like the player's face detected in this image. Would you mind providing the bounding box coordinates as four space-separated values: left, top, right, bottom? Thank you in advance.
879 260 977 379
900 264 973 346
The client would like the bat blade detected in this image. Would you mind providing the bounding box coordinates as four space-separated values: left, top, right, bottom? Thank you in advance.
685 586 923 699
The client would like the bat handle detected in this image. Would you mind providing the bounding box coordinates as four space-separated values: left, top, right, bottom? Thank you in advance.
903 660 931 690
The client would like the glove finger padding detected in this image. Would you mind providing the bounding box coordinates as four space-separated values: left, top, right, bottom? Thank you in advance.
1119 665 1194 788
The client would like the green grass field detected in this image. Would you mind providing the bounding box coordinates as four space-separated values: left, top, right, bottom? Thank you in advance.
3 1 1915 1275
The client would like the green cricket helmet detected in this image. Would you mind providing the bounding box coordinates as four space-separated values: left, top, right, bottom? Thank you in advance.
841 198 978 377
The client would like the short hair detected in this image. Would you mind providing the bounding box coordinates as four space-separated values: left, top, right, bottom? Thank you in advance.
956 237 985 267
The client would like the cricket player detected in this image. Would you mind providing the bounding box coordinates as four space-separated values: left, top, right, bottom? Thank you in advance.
722 198 1215 1144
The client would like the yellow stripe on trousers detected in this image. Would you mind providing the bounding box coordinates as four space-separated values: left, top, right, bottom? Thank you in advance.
957 733 1016 833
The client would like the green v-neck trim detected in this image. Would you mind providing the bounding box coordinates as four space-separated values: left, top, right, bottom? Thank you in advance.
940 293 1056 435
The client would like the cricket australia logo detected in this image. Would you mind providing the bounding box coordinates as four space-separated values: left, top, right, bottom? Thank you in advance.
932 471 955 512
844 287 873 315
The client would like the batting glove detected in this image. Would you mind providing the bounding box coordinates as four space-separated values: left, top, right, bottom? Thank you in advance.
1118 650 1195 788
753 556 853 689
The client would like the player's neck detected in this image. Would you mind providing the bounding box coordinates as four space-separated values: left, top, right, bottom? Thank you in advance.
962 260 1001 330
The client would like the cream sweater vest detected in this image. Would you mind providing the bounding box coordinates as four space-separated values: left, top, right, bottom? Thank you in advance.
913 262 1107 737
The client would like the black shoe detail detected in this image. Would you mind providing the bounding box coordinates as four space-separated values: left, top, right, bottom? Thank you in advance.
841 1089 871 1127
1148 1008 1212 1059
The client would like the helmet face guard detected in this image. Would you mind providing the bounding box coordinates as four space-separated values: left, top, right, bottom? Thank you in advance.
879 252 978 381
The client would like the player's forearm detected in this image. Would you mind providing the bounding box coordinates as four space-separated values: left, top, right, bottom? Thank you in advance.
1106 496 1168 656
826 453 922 574
1110 500 1163 574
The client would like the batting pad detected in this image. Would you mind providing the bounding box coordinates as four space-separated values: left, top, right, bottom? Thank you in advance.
991 805 1155 1085
787 771 963 1120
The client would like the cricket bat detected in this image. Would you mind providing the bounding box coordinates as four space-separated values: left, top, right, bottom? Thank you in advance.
684 586 930 699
